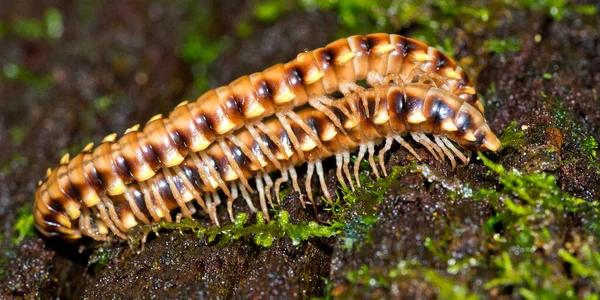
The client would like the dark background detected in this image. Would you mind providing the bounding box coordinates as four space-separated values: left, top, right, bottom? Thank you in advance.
1 0 599 298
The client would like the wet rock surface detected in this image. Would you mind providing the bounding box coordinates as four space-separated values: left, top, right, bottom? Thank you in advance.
1 1 599 299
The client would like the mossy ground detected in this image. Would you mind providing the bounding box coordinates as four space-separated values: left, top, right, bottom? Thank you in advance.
1 0 599 298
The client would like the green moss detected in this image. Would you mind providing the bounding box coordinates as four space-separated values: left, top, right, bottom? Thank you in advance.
129 210 337 248
498 121 526 149
44 8 64 39
176 1 231 94
8 8 63 40
1 63 53 89
582 136 598 160
13 205 35 245
327 164 412 250
550 97 600 171
254 0 286 23
93 95 112 113
342 261 479 299
488 37 522 53
9 127 27 145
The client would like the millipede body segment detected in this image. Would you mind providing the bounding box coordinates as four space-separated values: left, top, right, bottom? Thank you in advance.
34 33 500 241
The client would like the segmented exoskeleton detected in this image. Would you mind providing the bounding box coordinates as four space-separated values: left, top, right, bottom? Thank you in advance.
34 79 499 241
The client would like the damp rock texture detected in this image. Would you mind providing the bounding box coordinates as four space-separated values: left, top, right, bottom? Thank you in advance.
1 0 599 299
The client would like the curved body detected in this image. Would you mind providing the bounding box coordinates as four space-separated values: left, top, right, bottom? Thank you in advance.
34 82 499 241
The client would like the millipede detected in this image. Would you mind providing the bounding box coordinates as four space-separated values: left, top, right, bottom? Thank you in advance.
33 33 500 241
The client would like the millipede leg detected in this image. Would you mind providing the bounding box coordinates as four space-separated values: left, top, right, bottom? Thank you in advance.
186 202 197 216
238 182 257 213
288 167 304 207
367 142 381 178
339 81 363 96
277 113 305 161
139 181 161 222
189 152 220 195
434 135 456 169
230 135 266 173
255 176 270 221
199 152 231 197
335 153 348 188
419 133 445 161
211 192 221 226
410 132 440 160
340 82 369 117
95 219 110 239
378 137 394 177
205 193 214 225
174 166 208 214
263 174 275 208
163 168 192 218
394 136 421 160
366 71 386 87
316 160 333 202
354 144 367 188
441 136 469 166
123 188 151 225
219 139 252 191
149 178 172 222
94 203 126 239
228 184 239 221
256 122 288 159
100 195 128 232
309 96 347 134
314 96 354 125
247 124 284 171
305 162 316 205
286 111 323 149
343 151 355 191
274 169 289 204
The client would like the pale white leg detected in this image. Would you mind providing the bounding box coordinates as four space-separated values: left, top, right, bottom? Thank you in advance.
286 111 322 149
238 182 257 213
434 135 456 169
335 153 348 188
441 136 469 166
255 176 270 221
354 144 367 187
378 137 394 176
419 133 445 161
367 141 381 178
246 124 283 171
186 202 197 216
313 96 354 124
263 174 275 208
305 162 315 205
288 166 304 207
410 132 440 160
274 169 289 204
366 71 386 86
227 184 239 221
395 136 421 160
309 96 347 134
163 168 192 218
343 151 355 190
315 160 333 202
219 139 252 190
277 113 304 160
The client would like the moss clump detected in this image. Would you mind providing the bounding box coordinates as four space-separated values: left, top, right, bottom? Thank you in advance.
327 164 413 250
498 121 526 149
129 210 338 248
12 205 35 245
487 38 522 53
582 135 598 160
341 261 479 299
